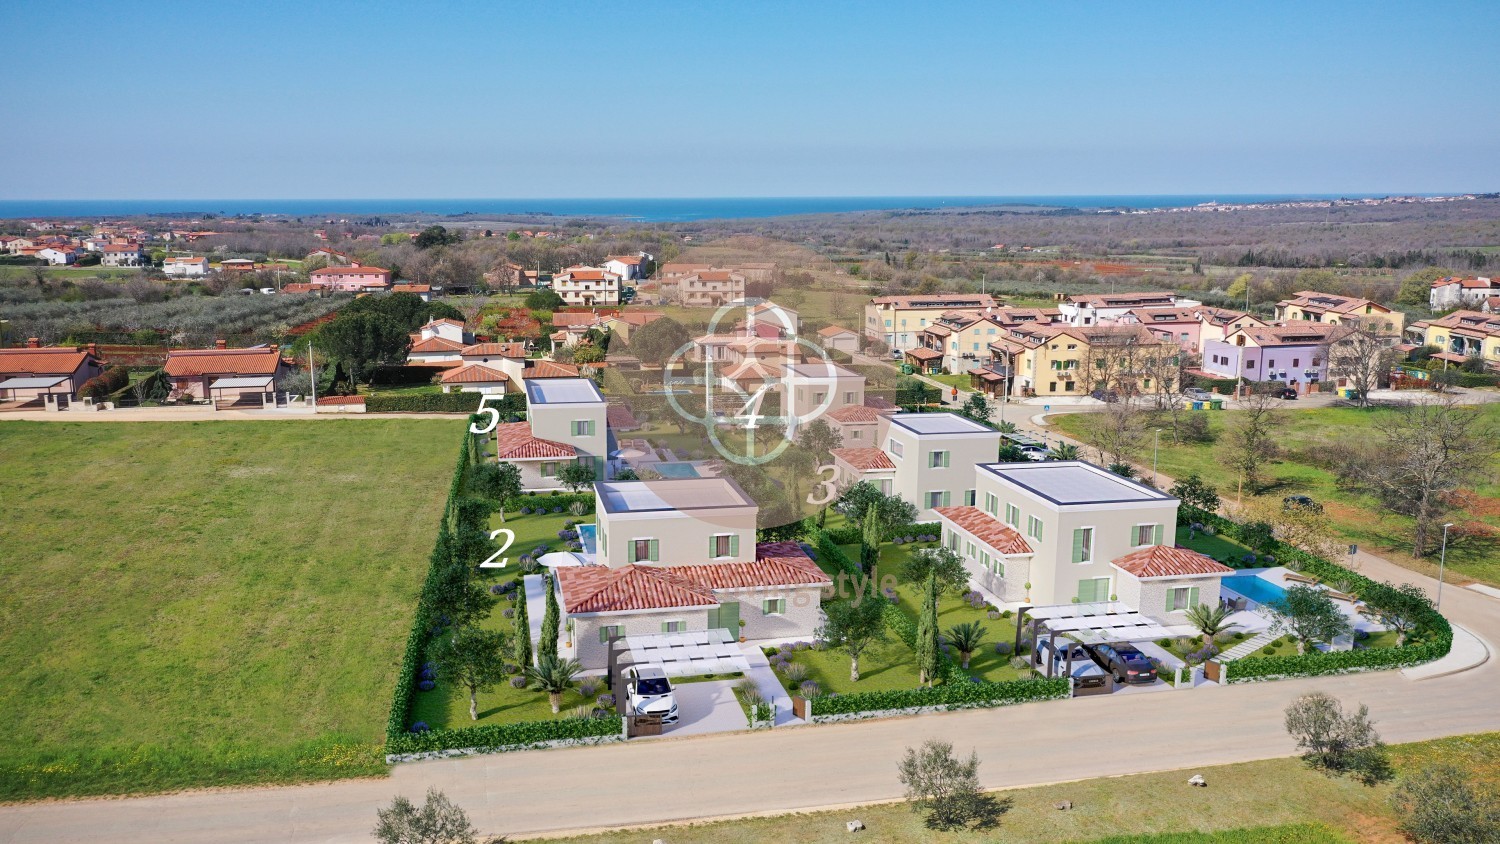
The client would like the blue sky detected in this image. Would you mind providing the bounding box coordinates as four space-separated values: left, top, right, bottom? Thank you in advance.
3 0 1497 198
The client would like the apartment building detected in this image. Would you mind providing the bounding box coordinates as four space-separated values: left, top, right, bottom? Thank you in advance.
1405 310 1500 372
602 252 651 281
1193 306 1268 350
1057 292 1199 326
864 293 999 351
100 243 146 267
1429 276 1495 312
675 269 746 307
525 377 610 478
880 412 1001 519
1274 291 1404 334
406 318 474 364
935 461 1230 624
913 310 1012 373
989 323 1175 398
309 265 392 292
1201 321 1352 386
553 266 622 307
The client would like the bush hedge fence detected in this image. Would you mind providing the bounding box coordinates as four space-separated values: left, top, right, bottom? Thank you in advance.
1178 505 1453 682
365 392 527 414
808 676 1070 718
505 492 595 513
822 521 942 546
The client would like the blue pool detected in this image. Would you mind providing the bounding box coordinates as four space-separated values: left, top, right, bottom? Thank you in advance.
1221 574 1287 606
577 523 598 557
654 463 701 479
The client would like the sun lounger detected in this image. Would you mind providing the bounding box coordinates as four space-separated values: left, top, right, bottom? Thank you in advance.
1324 589 1357 603
1283 572 1320 585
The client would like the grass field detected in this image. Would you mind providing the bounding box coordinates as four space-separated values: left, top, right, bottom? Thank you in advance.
1051 405 1500 586
0 419 460 800
533 731 1500 843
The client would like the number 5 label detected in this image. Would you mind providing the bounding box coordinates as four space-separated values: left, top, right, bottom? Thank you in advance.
469 395 504 435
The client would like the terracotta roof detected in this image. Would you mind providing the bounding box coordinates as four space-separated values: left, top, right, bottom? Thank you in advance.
817 325 857 337
558 566 718 614
932 506 1033 555
101 243 142 253
316 395 365 406
422 318 466 329
558 268 615 281
163 347 282 377
0 347 98 376
1111 545 1233 579
692 270 737 282
461 342 528 358
828 404 882 423
906 347 943 361
1229 321 1354 347
523 360 581 379
723 359 782 380
1278 291 1390 316
410 336 466 354
1065 291 1178 307
391 283 431 293
281 283 318 294
494 421 574 460
440 362 510 385
870 293 998 309
605 255 643 265
552 313 604 327
606 403 639 428
831 447 896 471
311 266 390 277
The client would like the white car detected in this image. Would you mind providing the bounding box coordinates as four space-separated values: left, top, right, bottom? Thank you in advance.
1018 444 1049 462
625 665 679 723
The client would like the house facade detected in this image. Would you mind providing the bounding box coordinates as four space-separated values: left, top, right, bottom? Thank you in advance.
406 318 474 365
525 377 609 478
882 412 1001 519
1201 321 1350 387
100 243 146 267
309 266 392 292
602 253 651 281
1429 276 1496 311
675 269 745 307
554 266 622 307
1406 310 1500 372
1057 292 1198 327
1274 291 1404 334
783 361 865 429
163 256 210 277
817 325 860 353
864 293 999 351
162 342 290 401
0 340 106 401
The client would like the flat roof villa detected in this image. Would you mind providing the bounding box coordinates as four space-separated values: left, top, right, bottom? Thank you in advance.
524 377 605 405
886 412 995 436
978 460 1174 507
595 477 756 515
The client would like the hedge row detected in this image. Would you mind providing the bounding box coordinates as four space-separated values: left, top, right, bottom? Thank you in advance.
506 492 595 514
366 392 513 413
1178 505 1454 681
78 366 129 400
823 521 942 546
386 713 622 755
809 676 1070 716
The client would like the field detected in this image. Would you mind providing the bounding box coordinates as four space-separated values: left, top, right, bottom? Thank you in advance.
535 730 1500 844
0 419 459 800
1051 405 1500 586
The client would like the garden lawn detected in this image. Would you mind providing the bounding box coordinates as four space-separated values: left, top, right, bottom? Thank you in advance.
0 419 459 801
1051 405 1500 586
1175 525 1256 566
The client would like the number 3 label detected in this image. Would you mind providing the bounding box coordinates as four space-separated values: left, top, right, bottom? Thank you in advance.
806 465 839 506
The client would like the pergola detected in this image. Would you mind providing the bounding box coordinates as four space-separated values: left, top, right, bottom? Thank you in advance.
1014 602 1177 681
0 375 69 401
208 376 274 404
607 628 751 681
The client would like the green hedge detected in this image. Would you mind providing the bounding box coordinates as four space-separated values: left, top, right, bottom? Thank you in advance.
823 521 942 546
366 393 490 413
511 492 595 514
386 714 622 755
809 676 1069 716
1178 505 1453 682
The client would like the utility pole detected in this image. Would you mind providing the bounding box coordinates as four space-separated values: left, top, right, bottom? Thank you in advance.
1437 522 1454 609
1152 428 1161 486
308 343 317 407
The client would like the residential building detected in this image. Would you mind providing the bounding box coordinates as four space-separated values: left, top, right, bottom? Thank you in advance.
162 341 290 402
1201 321 1352 387
439 362 511 394
1193 306 1269 350
675 269 746 307
991 323 1176 398
1274 291 1404 334
492 420 582 491
934 460 1231 623
829 446 896 495
163 256 210 277
1429 276 1496 312
524 377 610 478
742 301 799 335
1057 292 1199 326
824 403 892 448
306 248 354 265
0 340 105 402
36 247 76 265
553 266 622 307
602 252 651 281
594 478 758 569
657 262 713 281
783 361 865 430
913 309 1017 373
874 412 1001 519
1405 310 1500 372
817 324 859 354
406 318 473 365
1119 307 1204 352
309 265 392 292
99 243 145 267
391 283 432 301
864 293 999 351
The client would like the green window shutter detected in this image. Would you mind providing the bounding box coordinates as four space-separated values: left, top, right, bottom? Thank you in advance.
1153 524 1165 545
1187 586 1200 610
1166 589 1177 613
942 491 952 506
996 561 1005 578
649 539 660 562
587 420 596 436
709 536 717 557
1071 529 1085 563
707 606 721 629
627 541 637 563
729 534 740 557
1129 525 1139 546
1036 519 1043 542
661 621 670 633
942 451 951 467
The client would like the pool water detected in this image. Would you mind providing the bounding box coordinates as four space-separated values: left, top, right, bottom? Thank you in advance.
1221 574 1287 606
577 523 599 557
654 463 701 479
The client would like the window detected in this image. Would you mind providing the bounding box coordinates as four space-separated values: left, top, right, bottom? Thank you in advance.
599 624 622 643
1005 503 1020 526
984 492 999 516
965 540 976 557
844 391 856 404
1135 524 1165 546
630 538 660 563
762 598 786 616
946 530 960 552
980 549 991 571
571 419 596 437
1065 381 1076 391
879 479 893 495
888 439 904 458
1246 360 1256 370
1167 586 1200 612
965 489 976 506
1292 358 1300 367
1071 527 1094 563
929 450 950 468
541 461 558 477
1027 515 1043 541
662 620 686 633
926 490 951 509
1268 358 1276 368
1076 577 1110 603
710 533 739 558
851 430 861 440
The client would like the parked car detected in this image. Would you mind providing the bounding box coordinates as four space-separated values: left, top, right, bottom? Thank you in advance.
1183 387 1213 401
1274 387 1298 400
625 665 679 724
1018 444 1049 462
1283 494 1323 513
1034 639 1109 688
1083 642 1158 685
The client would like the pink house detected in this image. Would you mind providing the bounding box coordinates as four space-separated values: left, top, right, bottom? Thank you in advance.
309 265 391 292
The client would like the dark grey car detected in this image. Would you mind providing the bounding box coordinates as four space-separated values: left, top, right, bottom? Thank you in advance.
1084 642 1158 685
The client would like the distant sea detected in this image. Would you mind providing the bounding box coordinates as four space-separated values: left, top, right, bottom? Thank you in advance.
0 194 1406 222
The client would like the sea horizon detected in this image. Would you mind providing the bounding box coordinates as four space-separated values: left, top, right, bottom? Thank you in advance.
0 193 1447 222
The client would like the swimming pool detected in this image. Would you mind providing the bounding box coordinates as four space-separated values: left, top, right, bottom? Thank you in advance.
1221 573 1287 607
654 463 701 479
577 523 598 557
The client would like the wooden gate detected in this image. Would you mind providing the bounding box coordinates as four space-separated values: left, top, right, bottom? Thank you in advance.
1203 660 1222 683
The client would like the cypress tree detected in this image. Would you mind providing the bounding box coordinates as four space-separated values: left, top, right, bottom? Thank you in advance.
540 572 561 664
860 505 881 572
916 572 941 687
512 584 533 670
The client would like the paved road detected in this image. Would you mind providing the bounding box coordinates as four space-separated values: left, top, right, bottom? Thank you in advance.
0 548 1493 843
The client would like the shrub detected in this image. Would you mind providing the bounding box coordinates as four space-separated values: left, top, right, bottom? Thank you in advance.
783 663 810 684
386 713 622 754
502 608 515 619
366 393 485 413
1284 692 1391 784
993 641 1012 656
596 694 614 709
409 721 430 733
1391 763 1500 844
577 679 600 698
799 680 822 698
898 739 1003 831
509 676 528 689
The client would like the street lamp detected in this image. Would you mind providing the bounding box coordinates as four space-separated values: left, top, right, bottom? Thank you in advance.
1437 522 1454 609
1152 429 1162 486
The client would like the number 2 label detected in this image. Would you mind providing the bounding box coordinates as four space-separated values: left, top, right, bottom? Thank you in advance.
479 528 515 568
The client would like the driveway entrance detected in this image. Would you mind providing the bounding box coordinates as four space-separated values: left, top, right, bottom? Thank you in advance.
660 680 748 737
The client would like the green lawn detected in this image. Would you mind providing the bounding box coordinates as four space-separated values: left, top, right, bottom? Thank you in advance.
535 732 1500 843
926 372 973 389
0 419 460 800
1175 524 1257 566
1051 405 1500 586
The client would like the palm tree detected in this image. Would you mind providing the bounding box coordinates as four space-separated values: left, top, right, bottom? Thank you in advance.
1048 442 1081 461
945 621 988 669
526 656 582 713
996 421 1018 434
1184 603 1239 647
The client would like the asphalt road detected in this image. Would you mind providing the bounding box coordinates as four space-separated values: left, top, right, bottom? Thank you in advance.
0 547 1493 843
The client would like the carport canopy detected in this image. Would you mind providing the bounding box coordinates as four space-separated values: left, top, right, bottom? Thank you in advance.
0 376 68 391
209 376 275 391
618 628 751 677
1025 601 1175 645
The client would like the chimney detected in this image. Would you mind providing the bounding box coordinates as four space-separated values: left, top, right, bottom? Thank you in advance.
86 343 98 356
27 337 41 348
215 339 227 349
269 344 279 354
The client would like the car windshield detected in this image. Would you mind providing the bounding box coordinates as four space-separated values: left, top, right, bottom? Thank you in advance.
635 677 671 696
1119 650 1150 665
